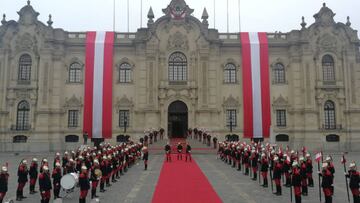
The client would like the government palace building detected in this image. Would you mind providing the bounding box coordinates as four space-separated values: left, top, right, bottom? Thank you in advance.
0 0 360 152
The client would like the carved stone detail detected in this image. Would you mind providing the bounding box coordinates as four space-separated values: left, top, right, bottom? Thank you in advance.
168 31 188 50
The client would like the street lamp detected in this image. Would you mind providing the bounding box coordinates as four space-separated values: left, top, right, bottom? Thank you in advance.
124 116 128 133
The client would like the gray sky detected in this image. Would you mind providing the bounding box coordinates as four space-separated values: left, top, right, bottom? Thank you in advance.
1 0 359 34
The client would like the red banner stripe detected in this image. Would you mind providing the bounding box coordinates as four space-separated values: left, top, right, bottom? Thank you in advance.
102 32 114 139
83 32 96 138
259 32 271 138
241 32 254 138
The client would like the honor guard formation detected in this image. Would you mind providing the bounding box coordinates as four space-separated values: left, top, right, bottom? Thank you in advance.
0 127 168 203
217 141 360 203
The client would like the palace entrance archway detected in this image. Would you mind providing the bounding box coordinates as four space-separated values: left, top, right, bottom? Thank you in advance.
168 101 188 138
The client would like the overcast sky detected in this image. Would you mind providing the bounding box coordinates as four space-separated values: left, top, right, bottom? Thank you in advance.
1 0 359 35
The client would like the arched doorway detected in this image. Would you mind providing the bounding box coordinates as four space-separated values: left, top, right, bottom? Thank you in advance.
168 101 188 138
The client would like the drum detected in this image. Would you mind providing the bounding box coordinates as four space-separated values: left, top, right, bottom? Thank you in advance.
60 173 79 190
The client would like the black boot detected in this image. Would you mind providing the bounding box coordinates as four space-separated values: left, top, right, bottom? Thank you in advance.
263 178 268 187
237 164 241 171
252 172 257 181
20 190 26 199
302 186 308 196
145 164 147 170
308 178 314 187
274 186 281 196
353 195 360 203
295 195 301 203
16 190 22 201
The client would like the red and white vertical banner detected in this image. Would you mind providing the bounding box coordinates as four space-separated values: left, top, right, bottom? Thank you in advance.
83 31 115 139
241 32 271 139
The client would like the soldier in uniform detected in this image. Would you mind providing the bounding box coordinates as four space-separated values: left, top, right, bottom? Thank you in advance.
165 143 171 162
273 156 282 196
177 142 183 160
283 154 291 187
250 149 259 181
39 166 52 203
345 162 360 203
291 161 302 203
51 162 62 199
320 162 333 203
299 157 308 196
90 159 100 199
142 146 149 170
99 156 107 192
29 158 38 194
243 148 250 175
185 143 192 162
305 153 314 187
213 137 218 149
79 166 90 203
53 152 61 169
0 166 9 203
325 156 335 194
260 153 269 187
106 155 112 187
62 151 69 175
16 159 28 201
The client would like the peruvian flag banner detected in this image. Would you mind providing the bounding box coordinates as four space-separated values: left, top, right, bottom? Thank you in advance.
83 31 115 139
241 32 271 139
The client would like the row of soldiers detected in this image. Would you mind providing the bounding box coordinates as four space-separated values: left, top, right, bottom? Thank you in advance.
187 128 218 149
218 141 359 203
0 141 147 203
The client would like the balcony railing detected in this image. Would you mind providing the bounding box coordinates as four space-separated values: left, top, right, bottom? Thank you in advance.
11 124 31 131
320 124 342 130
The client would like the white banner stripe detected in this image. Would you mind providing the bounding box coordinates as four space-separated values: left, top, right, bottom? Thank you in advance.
249 32 263 138
92 32 106 139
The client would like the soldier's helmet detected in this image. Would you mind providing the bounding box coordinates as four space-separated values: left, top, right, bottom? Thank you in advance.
292 161 298 167
1 166 7 172
322 162 328 169
273 156 279 162
325 156 332 162
55 162 61 167
350 162 356 169
305 153 311 158
81 166 87 171
22 159 27 165
94 159 99 165
32 158 38 162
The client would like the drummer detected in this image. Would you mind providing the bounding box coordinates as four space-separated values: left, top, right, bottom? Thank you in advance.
90 159 100 199
79 166 90 203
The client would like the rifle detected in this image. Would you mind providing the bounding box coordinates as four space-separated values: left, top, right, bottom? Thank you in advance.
317 160 322 203
269 155 274 192
341 154 351 203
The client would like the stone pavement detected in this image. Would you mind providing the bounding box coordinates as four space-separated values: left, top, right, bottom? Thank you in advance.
0 143 359 202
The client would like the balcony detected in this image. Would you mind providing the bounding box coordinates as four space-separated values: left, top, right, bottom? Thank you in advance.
10 124 31 131
320 124 342 131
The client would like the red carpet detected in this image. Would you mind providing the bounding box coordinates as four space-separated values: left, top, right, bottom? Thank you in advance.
151 154 222 203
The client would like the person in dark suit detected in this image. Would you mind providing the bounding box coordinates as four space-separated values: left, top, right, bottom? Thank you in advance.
142 147 149 170
165 143 171 162
185 143 192 162
177 143 183 160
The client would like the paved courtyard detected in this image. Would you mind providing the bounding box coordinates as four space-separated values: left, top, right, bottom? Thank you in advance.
0 141 359 203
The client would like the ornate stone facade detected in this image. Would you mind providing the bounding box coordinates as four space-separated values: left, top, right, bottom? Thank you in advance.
0 0 359 151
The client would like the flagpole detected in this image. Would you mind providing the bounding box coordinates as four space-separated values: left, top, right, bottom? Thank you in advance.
226 0 229 33
213 0 216 28
113 0 116 31
140 0 143 27
238 0 241 32
127 0 130 32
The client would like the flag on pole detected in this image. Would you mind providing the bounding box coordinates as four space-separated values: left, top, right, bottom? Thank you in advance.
315 152 322 163
83 31 115 139
240 32 271 139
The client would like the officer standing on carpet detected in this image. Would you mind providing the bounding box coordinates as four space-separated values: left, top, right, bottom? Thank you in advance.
177 142 183 160
165 143 171 162
185 143 192 162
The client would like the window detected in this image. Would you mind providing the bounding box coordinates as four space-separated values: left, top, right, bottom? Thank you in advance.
168 52 187 82
276 110 287 127
16 101 30 130
324 101 336 129
274 63 285 84
119 110 129 127
226 109 237 127
68 110 79 128
276 134 289 142
224 63 237 83
69 62 82 83
65 135 79 143
322 55 335 81
119 63 132 83
18 54 32 81
13 135 28 143
326 134 339 142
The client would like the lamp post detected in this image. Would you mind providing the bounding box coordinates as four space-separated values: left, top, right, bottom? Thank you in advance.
124 116 128 133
